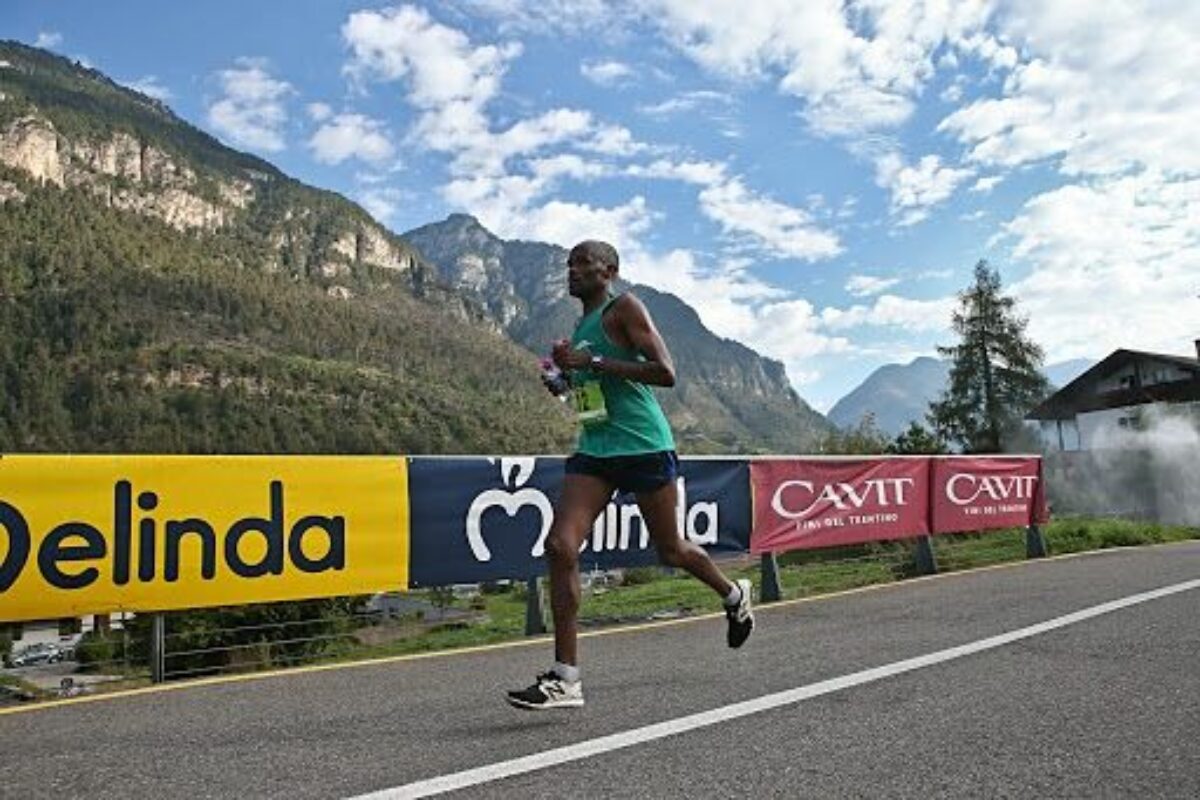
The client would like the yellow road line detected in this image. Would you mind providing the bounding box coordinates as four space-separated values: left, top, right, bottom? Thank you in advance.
1 539 1193 718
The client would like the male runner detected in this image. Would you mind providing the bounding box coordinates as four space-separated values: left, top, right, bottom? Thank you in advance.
506 240 754 711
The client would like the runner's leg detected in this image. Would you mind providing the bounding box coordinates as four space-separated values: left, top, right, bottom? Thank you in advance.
546 472 614 667
636 480 734 597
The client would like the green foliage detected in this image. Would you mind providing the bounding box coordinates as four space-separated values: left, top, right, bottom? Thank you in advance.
1044 517 1196 554
821 413 890 454
74 630 123 672
620 566 660 586
134 598 365 678
0 629 12 661
0 183 574 454
887 422 948 454
428 586 456 612
929 261 1049 453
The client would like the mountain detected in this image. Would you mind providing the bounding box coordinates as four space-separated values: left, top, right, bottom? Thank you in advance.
0 41 575 454
403 214 834 453
828 357 951 437
829 356 1097 437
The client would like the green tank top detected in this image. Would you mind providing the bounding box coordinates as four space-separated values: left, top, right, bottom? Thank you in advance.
570 294 676 456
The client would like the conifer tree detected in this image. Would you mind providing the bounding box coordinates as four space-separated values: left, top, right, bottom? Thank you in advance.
929 261 1048 453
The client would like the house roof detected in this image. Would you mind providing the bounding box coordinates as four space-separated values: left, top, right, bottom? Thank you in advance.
1026 348 1200 420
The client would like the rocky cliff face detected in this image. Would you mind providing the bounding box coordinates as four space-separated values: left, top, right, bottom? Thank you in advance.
0 42 425 293
0 111 430 288
404 214 833 453
0 115 245 230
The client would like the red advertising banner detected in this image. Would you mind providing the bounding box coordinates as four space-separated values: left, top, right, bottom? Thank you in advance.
750 458 930 553
931 457 1048 534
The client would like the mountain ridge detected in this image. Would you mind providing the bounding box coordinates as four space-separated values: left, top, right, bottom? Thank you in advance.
829 355 1097 436
0 41 575 454
0 42 829 455
403 213 833 453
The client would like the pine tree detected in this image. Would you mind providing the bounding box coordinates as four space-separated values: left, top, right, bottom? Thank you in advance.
929 261 1048 453
887 422 947 455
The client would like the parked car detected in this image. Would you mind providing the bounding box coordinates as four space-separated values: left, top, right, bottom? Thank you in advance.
7 642 64 668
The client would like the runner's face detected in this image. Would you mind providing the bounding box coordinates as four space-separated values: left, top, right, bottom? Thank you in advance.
567 250 611 298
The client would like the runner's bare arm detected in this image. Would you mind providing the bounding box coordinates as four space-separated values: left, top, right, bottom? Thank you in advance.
600 295 676 387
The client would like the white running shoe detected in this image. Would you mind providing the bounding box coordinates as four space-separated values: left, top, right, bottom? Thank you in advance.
725 578 754 648
506 671 585 710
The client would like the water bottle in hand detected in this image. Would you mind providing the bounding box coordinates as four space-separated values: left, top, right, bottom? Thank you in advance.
539 357 570 401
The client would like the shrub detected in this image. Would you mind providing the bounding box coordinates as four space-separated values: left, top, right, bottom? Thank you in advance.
621 566 659 586
75 630 123 672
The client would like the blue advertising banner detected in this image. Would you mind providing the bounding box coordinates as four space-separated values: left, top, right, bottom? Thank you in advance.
407 457 751 586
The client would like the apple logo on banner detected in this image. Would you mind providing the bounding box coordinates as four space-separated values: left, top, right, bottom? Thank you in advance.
465 458 553 562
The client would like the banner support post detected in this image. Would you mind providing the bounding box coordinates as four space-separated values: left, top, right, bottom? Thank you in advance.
1025 524 1047 558
760 554 782 603
150 613 165 684
524 577 546 636
913 535 938 575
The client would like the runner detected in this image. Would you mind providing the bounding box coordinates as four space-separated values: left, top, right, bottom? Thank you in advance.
506 240 754 711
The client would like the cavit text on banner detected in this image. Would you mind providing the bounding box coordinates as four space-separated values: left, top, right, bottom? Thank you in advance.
750 458 930 553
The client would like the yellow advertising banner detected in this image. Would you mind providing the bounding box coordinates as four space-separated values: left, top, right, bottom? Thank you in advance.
0 455 409 622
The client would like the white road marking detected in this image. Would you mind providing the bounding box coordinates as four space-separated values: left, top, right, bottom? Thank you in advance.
349 578 1200 799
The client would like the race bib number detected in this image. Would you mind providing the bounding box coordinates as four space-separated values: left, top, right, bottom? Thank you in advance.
572 380 608 426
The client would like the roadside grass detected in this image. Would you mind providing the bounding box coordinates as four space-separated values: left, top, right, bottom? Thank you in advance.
337 516 1198 663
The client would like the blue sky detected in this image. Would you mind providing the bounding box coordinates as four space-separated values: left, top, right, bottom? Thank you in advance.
5 1 1199 411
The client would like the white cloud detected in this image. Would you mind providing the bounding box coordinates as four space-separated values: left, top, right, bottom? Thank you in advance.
35 32 63 50
343 5 649 179
309 113 395 166
699 178 842 260
455 0 624 36
342 4 662 258
1004 171 1200 360
970 175 1002 193
940 82 964 103
619 248 853 380
626 159 842 261
123 76 172 101
206 58 293 152
649 0 995 137
926 1 1200 364
637 90 732 117
627 158 728 186
845 274 901 297
358 187 410 224
939 1 1200 177
580 122 648 156
820 294 956 333
344 5 520 109
875 152 974 226
917 268 955 281
520 197 656 252
307 102 333 121
581 60 634 86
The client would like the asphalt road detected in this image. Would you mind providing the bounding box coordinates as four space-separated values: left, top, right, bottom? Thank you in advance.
2 543 1197 799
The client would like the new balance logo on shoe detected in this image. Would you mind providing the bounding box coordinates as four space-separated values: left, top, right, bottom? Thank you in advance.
506 671 585 710
725 578 754 648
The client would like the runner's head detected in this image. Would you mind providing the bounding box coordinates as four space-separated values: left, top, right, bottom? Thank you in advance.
567 241 619 299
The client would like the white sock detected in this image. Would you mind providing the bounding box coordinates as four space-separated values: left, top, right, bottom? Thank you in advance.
723 583 742 607
553 662 580 683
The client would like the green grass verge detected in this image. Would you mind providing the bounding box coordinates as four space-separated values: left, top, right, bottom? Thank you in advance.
333 516 1198 665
